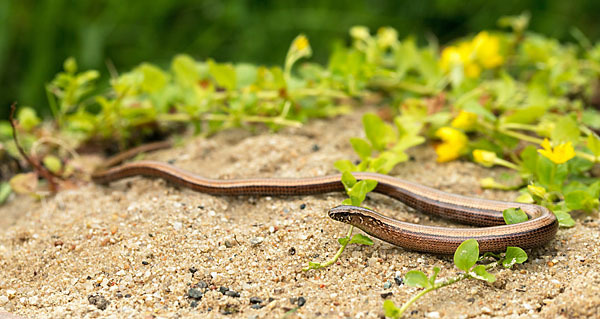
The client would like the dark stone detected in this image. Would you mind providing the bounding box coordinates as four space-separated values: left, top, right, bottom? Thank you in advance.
380 292 393 299
394 276 403 286
297 296 306 307
88 294 110 310
187 288 203 300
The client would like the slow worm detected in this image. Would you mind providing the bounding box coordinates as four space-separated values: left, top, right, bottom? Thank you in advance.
92 157 557 254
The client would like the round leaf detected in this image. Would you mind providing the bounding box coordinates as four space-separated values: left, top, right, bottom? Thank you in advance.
405 270 431 289
454 239 479 271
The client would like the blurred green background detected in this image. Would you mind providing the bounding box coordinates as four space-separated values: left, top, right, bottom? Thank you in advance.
2 0 600 120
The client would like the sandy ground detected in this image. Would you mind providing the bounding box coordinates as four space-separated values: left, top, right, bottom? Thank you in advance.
0 111 599 319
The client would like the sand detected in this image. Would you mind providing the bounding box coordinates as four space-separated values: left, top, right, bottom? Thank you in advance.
0 111 599 318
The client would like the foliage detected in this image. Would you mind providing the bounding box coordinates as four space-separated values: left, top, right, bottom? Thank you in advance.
303 171 375 271
384 239 528 318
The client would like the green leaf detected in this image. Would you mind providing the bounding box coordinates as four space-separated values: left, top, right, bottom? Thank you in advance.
171 54 200 87
374 151 408 174
348 180 369 204
0 182 11 205
42 155 62 174
363 179 378 193
587 134 600 157
350 137 372 161
137 63 167 92
363 113 396 151
454 239 479 271
334 160 356 173
383 300 401 318
502 208 529 225
341 198 353 205
405 270 431 289
470 265 496 283
553 209 575 227
565 190 599 212
348 234 373 245
17 107 41 131
341 171 357 190
536 156 567 191
502 247 528 268
551 116 580 144
64 56 77 74
502 105 546 124
208 59 236 90
338 236 350 246
520 146 538 176
235 63 258 88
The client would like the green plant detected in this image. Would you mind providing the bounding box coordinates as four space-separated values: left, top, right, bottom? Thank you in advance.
303 171 376 271
384 237 528 318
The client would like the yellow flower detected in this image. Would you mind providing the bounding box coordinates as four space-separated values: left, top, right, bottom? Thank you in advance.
471 31 504 68
472 149 497 167
537 138 575 164
439 31 503 79
435 127 468 162
293 35 310 52
451 111 478 130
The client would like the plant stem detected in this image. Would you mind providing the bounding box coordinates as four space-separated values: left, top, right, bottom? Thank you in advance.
396 262 498 317
303 226 354 271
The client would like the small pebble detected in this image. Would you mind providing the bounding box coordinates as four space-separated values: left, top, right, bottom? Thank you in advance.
250 304 264 309
197 281 208 289
219 286 229 294
0 295 9 304
311 144 320 152
88 294 109 310
383 281 392 289
142 261 149 265
249 297 263 304
426 311 440 318
225 290 240 298
190 300 199 308
189 267 197 274
188 288 203 300
288 247 296 255
380 292 393 299
297 296 306 307
299 203 306 210
394 276 403 286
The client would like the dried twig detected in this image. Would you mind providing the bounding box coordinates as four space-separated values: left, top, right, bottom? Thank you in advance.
9 103 60 192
